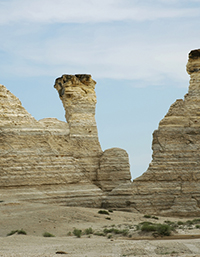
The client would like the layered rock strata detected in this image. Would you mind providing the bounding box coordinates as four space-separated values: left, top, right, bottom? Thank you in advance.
0 76 131 207
3 49 200 217
104 49 200 216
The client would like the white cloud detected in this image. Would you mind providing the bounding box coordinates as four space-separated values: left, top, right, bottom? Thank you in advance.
0 0 199 87
0 0 199 24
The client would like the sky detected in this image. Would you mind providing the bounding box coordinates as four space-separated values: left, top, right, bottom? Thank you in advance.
0 0 200 179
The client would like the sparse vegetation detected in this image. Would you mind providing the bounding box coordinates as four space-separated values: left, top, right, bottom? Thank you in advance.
84 227 93 235
7 230 18 236
152 216 159 220
138 222 172 236
98 210 110 215
94 231 105 236
103 228 129 236
143 214 159 220
107 233 112 239
43 232 55 237
7 229 27 236
17 229 27 235
73 228 82 238
143 214 151 218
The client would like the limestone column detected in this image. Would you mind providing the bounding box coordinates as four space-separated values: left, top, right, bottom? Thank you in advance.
54 74 99 139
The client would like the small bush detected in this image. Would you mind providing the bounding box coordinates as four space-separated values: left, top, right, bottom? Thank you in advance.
140 223 171 236
196 225 200 229
7 230 18 236
108 210 113 213
73 229 82 238
122 229 129 236
98 210 110 215
84 227 93 235
156 224 171 236
152 216 159 220
186 220 194 226
103 228 129 236
193 218 200 224
106 217 111 220
67 231 72 236
143 215 151 218
43 232 55 237
177 221 184 226
141 224 157 232
17 229 27 235
107 233 112 239
7 229 27 236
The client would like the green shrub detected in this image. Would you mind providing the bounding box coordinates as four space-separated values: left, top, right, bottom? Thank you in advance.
7 230 18 236
106 217 111 220
108 210 113 213
107 233 112 239
84 227 93 235
98 210 110 215
143 215 151 218
103 228 129 236
156 224 171 236
7 229 27 236
73 229 82 238
17 229 27 235
177 221 184 226
193 218 200 224
140 223 171 236
152 216 159 220
196 225 200 229
43 232 55 237
186 220 193 226
141 224 157 232
122 229 129 236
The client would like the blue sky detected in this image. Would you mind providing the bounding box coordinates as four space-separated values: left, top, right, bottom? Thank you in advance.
0 0 200 179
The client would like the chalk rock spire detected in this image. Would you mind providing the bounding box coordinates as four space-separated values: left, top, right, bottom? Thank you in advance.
54 74 98 138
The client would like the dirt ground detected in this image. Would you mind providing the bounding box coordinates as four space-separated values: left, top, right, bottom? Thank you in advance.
1 200 200 257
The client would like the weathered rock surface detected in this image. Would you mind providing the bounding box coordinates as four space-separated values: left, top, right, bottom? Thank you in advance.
0 76 131 208
97 148 131 192
2 49 200 217
104 49 200 216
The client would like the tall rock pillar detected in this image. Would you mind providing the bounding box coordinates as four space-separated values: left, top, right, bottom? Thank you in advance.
54 74 99 139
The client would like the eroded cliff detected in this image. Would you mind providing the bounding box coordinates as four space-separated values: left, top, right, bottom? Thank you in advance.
2 50 200 217
105 49 200 217
0 75 131 207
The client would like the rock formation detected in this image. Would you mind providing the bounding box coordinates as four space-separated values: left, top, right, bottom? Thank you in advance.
105 49 200 217
0 75 131 207
2 50 200 217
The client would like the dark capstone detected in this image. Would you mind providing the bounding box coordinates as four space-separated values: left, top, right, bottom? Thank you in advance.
189 49 200 59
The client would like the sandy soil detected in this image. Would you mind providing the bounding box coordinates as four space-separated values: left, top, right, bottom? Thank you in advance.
1 201 200 256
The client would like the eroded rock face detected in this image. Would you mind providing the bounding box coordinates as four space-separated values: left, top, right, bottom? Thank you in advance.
97 148 131 192
0 75 131 208
0 84 37 127
54 74 98 138
119 49 200 216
